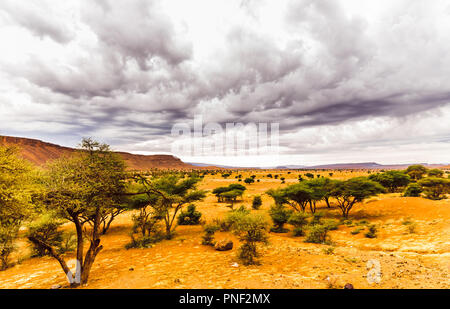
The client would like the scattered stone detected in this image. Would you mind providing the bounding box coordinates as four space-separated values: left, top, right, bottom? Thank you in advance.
215 240 233 251
129 267 134 271
344 283 354 289
231 262 239 268
50 284 62 290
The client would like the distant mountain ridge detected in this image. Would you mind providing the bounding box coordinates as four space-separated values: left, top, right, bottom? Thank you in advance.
0 136 210 170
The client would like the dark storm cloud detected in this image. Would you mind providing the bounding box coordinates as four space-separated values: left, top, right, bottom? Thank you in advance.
0 0 449 158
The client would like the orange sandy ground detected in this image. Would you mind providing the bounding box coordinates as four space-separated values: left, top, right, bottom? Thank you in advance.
0 170 449 289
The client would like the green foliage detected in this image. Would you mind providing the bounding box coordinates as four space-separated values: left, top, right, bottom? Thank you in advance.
369 171 410 192
364 225 377 238
406 165 428 180
34 138 129 284
269 204 292 233
418 177 450 200
252 195 262 210
288 212 309 236
350 227 363 235
322 219 340 231
213 184 246 206
0 146 34 271
310 211 324 225
230 213 269 265
244 177 255 185
305 225 330 244
177 204 202 225
331 177 385 218
305 173 314 179
428 169 444 178
26 214 64 257
403 183 423 197
201 223 219 246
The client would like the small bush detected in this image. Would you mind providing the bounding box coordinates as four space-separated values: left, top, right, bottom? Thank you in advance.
323 246 335 255
252 196 262 210
364 225 377 238
269 205 292 233
322 219 340 231
177 204 202 225
202 223 219 246
402 218 417 234
231 213 269 265
305 225 330 244
403 183 423 197
125 233 165 249
26 214 67 257
351 227 364 235
288 212 309 237
310 211 325 225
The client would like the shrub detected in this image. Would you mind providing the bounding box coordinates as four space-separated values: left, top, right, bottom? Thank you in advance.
305 224 330 244
364 225 377 238
403 183 423 197
26 214 64 257
288 212 309 236
231 213 269 265
126 233 165 249
177 204 202 225
351 227 364 235
252 195 262 210
269 205 292 233
202 223 219 246
322 219 340 231
323 246 335 255
310 211 324 225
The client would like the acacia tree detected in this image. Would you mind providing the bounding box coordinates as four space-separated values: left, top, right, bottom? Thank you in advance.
28 138 127 286
418 177 450 200
137 174 206 238
369 171 410 192
0 146 33 270
406 165 428 180
331 177 385 218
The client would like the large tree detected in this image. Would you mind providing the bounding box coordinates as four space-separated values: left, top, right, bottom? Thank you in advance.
406 165 428 180
137 174 206 238
0 146 33 270
418 177 450 200
369 170 410 192
28 138 128 286
331 177 385 218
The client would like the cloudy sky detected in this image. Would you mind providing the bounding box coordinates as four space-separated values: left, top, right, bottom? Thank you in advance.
1 0 449 167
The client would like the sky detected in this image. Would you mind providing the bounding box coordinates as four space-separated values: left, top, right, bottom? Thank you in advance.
0 0 449 167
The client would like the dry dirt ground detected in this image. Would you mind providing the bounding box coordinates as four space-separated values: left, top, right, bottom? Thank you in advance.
0 170 449 289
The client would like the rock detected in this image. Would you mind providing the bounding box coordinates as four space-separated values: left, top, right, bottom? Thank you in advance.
50 284 62 290
215 240 233 251
344 283 354 289
231 262 239 268
129 267 134 271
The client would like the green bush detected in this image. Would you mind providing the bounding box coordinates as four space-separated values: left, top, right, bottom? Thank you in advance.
252 196 262 210
364 225 377 238
202 223 219 246
288 212 309 237
305 224 330 244
322 219 340 231
231 213 269 265
351 227 364 235
269 205 292 233
310 211 324 225
125 233 165 249
26 214 76 257
177 204 202 225
403 183 423 197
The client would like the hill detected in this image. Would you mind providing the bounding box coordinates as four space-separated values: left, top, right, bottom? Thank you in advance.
0 136 205 170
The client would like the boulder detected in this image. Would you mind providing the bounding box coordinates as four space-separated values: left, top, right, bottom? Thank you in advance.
215 240 233 251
